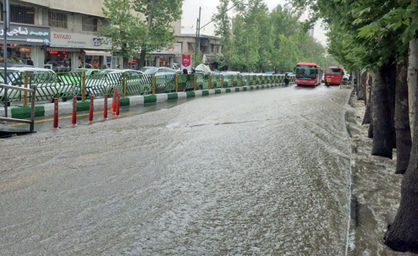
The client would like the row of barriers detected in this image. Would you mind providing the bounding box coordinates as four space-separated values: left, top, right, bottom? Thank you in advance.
0 71 295 105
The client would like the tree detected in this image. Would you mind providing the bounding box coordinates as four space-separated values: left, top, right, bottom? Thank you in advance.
101 0 182 68
213 1 335 73
133 0 183 67
394 64 411 174
408 0 418 138
213 0 232 70
384 0 418 251
101 0 145 68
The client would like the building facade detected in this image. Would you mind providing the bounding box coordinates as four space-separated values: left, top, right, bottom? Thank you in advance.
1 0 182 71
0 0 115 71
175 34 222 69
147 34 221 69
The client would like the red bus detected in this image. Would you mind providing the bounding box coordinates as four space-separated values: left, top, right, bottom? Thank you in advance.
324 66 344 86
294 62 322 86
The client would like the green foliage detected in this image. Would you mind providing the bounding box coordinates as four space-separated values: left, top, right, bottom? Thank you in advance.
291 0 418 70
100 0 145 59
133 0 183 52
101 0 183 62
213 1 336 72
213 0 232 69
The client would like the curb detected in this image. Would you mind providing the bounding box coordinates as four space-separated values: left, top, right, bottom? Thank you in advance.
1 83 289 119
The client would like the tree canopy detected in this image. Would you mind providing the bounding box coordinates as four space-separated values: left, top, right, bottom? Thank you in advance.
101 0 183 67
213 0 338 72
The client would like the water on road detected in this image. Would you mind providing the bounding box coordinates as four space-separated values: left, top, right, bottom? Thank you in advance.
0 85 352 255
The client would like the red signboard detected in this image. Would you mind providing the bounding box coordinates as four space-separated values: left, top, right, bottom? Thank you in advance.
181 54 191 71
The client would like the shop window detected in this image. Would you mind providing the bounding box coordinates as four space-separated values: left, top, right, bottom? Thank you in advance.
0 45 32 65
85 56 103 69
82 16 98 32
48 11 67 28
45 51 71 72
188 43 194 52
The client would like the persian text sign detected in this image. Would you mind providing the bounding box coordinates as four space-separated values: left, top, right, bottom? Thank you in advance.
50 32 111 49
0 22 50 45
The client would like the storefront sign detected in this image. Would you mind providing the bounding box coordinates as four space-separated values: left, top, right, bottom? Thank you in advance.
150 43 182 55
50 32 111 50
181 54 191 71
0 22 50 45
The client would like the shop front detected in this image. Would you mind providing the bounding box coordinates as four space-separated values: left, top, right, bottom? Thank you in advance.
49 31 112 71
149 43 181 68
0 22 50 67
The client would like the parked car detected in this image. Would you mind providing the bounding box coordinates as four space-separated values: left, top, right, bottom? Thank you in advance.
140 66 178 92
98 69 144 76
85 69 150 96
195 64 212 75
140 66 177 75
0 67 77 102
76 68 102 77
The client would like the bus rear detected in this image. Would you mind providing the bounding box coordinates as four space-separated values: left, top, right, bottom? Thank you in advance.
294 62 321 86
324 66 343 85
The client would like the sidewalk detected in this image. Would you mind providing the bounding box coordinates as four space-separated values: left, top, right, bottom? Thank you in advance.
346 93 414 255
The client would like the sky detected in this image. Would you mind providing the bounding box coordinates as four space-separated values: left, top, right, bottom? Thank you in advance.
181 0 328 46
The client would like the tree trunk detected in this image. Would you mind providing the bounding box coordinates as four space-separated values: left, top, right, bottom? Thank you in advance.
368 120 373 138
357 71 366 101
408 38 417 140
363 73 373 125
139 49 146 68
384 69 418 252
372 64 395 158
394 65 411 174
363 101 371 125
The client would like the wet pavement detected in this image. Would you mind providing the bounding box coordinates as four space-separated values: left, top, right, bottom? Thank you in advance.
0 85 353 255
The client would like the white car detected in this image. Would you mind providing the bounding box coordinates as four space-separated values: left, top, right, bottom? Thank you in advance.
0 67 71 102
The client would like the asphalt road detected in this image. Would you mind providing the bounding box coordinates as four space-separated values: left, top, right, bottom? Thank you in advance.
0 85 352 255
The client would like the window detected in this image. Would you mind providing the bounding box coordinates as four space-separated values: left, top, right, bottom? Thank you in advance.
10 5 35 24
48 11 67 28
188 43 194 52
328 68 342 74
82 16 98 32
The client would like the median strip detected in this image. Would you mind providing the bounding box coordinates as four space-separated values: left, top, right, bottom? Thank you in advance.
3 83 290 119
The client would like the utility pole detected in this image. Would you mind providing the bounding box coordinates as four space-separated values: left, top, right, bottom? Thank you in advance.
194 6 201 68
193 2 240 68
2 0 9 117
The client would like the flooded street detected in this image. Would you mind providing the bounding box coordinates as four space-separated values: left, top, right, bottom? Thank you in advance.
0 85 353 255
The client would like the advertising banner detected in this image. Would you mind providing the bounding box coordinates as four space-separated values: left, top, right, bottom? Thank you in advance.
181 54 191 72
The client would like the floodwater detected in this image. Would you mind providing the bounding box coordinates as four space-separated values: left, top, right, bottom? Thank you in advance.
1 85 353 255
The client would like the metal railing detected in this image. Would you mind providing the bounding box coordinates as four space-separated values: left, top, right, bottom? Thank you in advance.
0 71 295 104
0 84 37 132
